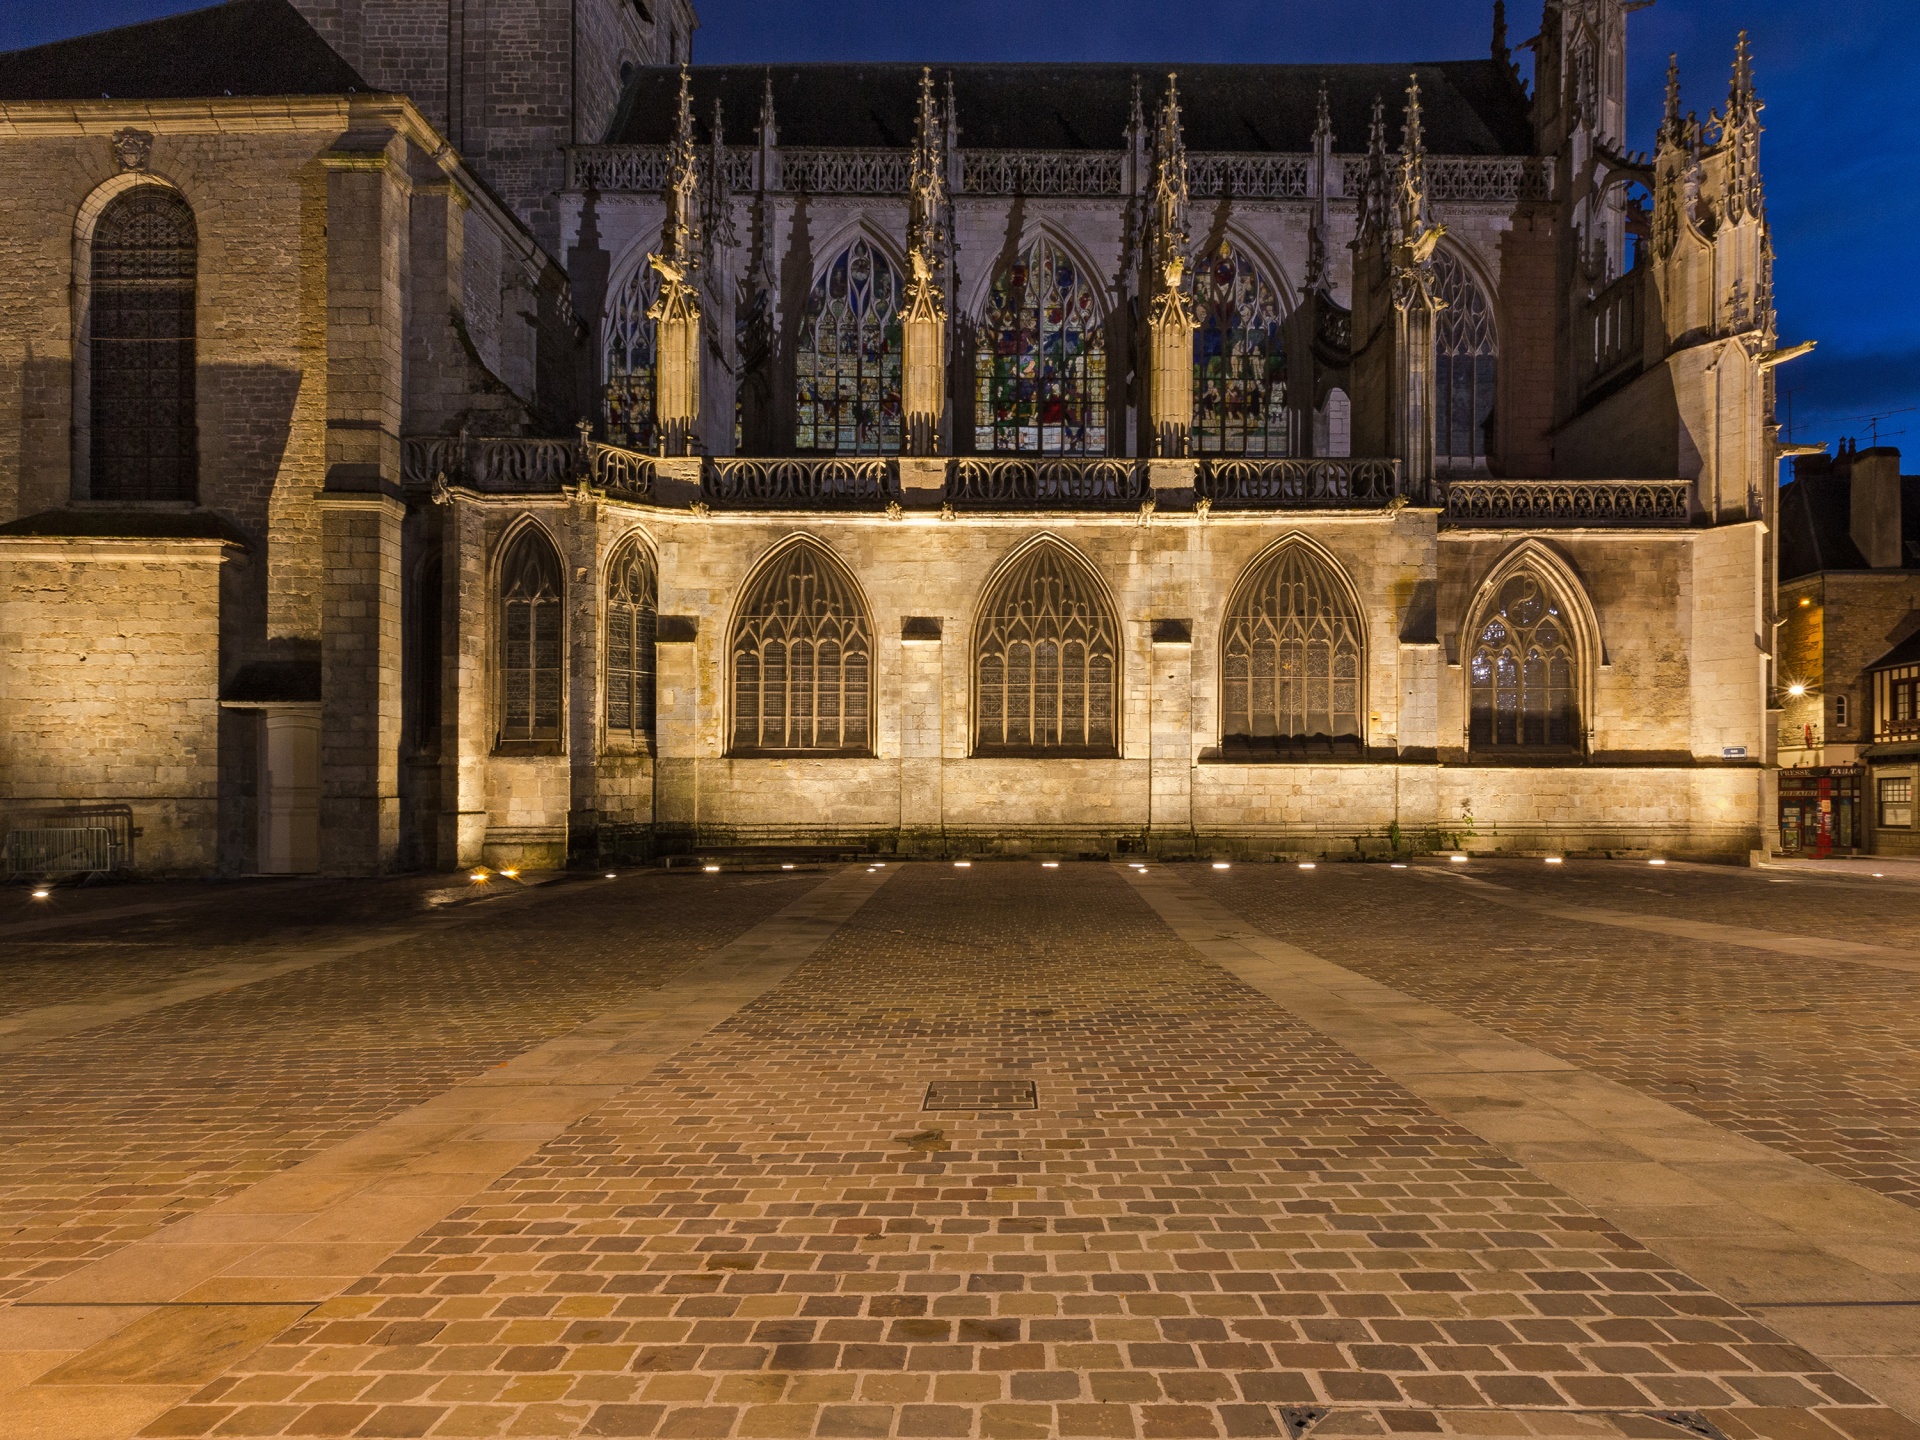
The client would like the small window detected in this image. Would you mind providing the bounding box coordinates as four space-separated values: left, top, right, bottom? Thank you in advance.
498 526 565 749
605 537 658 745
1833 694 1849 729
1881 776 1913 829
1896 681 1916 725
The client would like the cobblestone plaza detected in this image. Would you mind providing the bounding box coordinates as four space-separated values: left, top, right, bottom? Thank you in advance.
2 859 1919 1439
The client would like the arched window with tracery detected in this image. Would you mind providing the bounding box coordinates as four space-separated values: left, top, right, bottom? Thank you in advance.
974 237 1107 455
1222 543 1364 749
1193 240 1291 456
498 526 565 750
1434 249 1498 474
91 185 198 501
604 262 659 451
731 541 872 754
604 536 657 745
795 238 903 454
974 542 1118 755
1469 570 1580 750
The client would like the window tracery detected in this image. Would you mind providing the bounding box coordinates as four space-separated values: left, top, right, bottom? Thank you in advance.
795 238 903 454
498 527 564 749
604 262 659 452
1222 544 1363 746
604 537 658 744
1433 249 1498 474
973 542 1118 755
1469 570 1579 750
91 185 197 501
974 237 1107 456
1192 240 1291 456
731 542 872 753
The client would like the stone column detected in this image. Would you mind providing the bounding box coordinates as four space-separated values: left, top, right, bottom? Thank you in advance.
442 497 490 868
318 493 405 873
653 615 701 839
898 617 945 848
316 127 409 875
1149 620 1195 853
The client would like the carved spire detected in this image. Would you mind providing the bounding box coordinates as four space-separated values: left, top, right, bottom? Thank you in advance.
1145 73 1194 459
1722 33 1766 228
1729 29 1757 125
705 96 736 254
758 70 777 150
1356 93 1391 241
1660 53 1682 149
1396 73 1430 242
661 64 703 270
1492 0 1510 67
902 66 951 456
1307 83 1334 290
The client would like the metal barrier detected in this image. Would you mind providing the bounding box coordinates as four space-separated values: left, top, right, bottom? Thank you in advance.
3 806 134 878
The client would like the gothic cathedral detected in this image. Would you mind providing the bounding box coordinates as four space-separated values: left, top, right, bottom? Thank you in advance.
0 0 1798 874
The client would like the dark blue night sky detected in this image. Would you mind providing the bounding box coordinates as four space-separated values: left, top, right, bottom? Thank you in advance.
8 0 1916 461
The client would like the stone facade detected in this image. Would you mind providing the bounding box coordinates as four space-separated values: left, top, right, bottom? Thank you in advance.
0 1 1800 875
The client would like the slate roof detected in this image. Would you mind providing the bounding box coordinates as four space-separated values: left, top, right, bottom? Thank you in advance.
1867 629 1920 674
0 0 366 103
606 60 1535 155
1777 469 1920 581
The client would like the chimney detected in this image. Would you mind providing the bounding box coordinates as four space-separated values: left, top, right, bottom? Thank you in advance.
1849 446 1904 568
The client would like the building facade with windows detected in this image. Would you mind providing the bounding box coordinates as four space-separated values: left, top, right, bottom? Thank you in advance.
0 0 1792 874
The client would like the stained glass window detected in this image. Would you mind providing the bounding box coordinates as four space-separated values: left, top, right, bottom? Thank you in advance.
605 536 657 744
604 262 659 452
731 541 871 753
1469 571 1578 750
1222 544 1363 744
1192 240 1291 456
91 186 197 501
974 541 1118 755
498 527 564 749
1434 249 1498 474
974 237 1107 455
795 239 903 454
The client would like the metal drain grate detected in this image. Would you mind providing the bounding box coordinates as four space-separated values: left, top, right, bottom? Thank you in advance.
923 1079 1036 1111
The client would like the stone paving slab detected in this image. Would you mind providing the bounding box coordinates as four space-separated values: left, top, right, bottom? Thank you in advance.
108 863 1915 1440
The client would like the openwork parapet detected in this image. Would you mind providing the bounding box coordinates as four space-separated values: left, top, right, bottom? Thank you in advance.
1196 458 1407 509
703 458 900 510
1445 480 1693 526
948 457 1150 510
401 435 653 497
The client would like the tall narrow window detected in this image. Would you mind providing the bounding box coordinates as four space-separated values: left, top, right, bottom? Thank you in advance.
498 527 564 749
604 263 659 452
1222 544 1364 749
1434 249 1498 474
605 536 658 745
795 238 903 454
974 542 1118 755
91 186 197 501
1469 571 1578 751
731 541 871 754
1192 240 1291 456
974 237 1107 455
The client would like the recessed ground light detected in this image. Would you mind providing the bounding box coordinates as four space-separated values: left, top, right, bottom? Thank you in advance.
1299 862 1316 870
954 860 971 868
500 868 519 879
703 865 721 873
1212 862 1230 870
1450 855 1469 864
781 863 794 870
1648 858 1667 866
1874 872 1886 878
31 888 51 900
1042 861 1059 868
605 873 617 879
1544 857 1563 865
1390 863 1408 869
470 870 489 882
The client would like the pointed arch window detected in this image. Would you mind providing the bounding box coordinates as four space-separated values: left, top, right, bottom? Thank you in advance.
498 527 565 750
1434 249 1498 474
91 185 198 501
795 238 903 454
605 536 658 745
974 542 1118 756
1222 544 1364 750
604 262 659 452
731 542 872 754
974 237 1107 456
1469 571 1579 751
1193 240 1291 456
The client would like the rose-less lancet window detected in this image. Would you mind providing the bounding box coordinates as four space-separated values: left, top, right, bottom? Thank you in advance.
1469 572 1578 750
498 528 565 749
730 542 872 754
91 186 198 500
603 262 660 452
604 538 658 744
795 238 904 454
1433 248 1499 474
1192 239 1291 456
973 542 1119 755
974 237 1107 455
1221 544 1363 748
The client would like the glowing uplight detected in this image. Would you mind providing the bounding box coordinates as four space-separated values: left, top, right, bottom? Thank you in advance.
1648 858 1667 866
1390 863 1408 869
469 870 489 883
500 868 519 879
604 873 617 880
1212 862 1231 871
1874 873 1886 878
1545 857 1564 865
1449 855 1469 864
1299 862 1316 870
781 864 795 870
31 888 51 900
954 860 971 868
703 865 721 873
1042 861 1059 869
